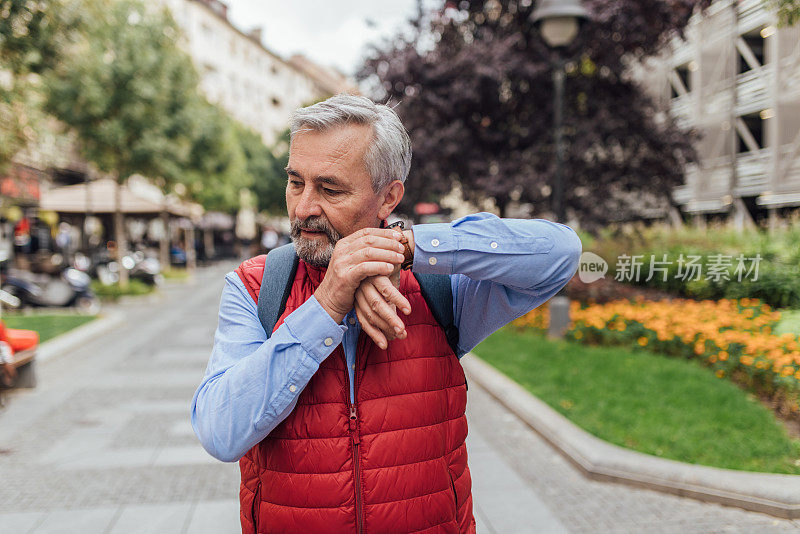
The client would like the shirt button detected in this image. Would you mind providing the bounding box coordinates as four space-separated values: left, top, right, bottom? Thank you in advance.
324 337 333 346
431 239 440 247
429 257 437 266
288 384 297 393
490 242 498 249
348 317 356 325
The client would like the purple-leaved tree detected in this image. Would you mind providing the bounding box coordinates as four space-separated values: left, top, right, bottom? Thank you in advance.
358 0 713 228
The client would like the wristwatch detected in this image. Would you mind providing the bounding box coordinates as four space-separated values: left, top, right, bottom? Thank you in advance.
386 221 414 270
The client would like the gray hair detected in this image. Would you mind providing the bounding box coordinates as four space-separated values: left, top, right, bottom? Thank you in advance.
288 94 412 192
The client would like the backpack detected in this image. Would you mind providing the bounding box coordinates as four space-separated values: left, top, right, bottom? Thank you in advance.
256 244 463 360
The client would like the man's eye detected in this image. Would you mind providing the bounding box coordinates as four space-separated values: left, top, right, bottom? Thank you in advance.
323 188 342 196
288 180 303 187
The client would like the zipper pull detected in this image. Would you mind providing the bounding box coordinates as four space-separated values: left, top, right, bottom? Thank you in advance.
349 405 360 444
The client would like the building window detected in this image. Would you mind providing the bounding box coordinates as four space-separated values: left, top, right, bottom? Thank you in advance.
671 63 691 99
738 29 766 75
737 112 765 154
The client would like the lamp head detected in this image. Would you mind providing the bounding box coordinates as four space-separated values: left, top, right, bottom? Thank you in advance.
531 0 590 48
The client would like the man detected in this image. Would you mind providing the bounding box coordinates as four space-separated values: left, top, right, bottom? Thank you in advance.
192 94 581 533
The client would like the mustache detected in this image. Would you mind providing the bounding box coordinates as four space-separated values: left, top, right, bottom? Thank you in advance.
290 217 341 243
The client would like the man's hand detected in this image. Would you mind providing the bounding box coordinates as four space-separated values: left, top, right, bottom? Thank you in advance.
354 230 415 350
354 272 411 350
315 228 406 324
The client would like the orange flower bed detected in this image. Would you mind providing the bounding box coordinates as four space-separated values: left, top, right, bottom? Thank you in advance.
512 298 800 410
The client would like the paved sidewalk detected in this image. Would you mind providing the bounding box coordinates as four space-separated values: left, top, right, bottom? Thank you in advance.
0 262 797 533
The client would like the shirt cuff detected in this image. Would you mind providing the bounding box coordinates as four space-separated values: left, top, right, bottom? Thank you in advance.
282 295 346 364
411 223 456 274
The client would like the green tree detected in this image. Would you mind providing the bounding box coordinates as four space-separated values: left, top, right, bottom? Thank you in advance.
45 0 200 286
244 127 289 215
767 0 800 26
183 100 250 212
0 0 75 169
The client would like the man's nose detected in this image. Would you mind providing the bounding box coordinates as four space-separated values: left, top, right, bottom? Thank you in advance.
294 188 323 220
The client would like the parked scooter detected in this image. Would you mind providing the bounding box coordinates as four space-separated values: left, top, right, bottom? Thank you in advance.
0 257 101 315
90 250 163 287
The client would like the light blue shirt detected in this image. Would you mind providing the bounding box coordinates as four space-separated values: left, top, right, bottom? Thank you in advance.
191 213 581 462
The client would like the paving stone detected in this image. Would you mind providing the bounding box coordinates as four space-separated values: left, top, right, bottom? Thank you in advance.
31 507 118 534
108 502 192 534
0 511 44 533
1 261 798 533
184 500 240 534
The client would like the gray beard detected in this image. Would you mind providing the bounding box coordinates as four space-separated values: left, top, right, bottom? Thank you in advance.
289 217 342 267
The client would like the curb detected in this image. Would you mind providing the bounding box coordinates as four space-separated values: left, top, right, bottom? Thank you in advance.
461 353 800 519
38 310 126 363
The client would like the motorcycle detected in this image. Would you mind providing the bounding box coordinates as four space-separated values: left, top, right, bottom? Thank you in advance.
91 250 164 287
0 258 101 315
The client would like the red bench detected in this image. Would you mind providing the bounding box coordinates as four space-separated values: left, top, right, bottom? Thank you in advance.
1 325 38 390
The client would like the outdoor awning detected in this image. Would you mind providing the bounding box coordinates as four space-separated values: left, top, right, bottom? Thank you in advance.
39 178 196 217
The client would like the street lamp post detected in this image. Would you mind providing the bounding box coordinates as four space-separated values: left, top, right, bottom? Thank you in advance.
531 0 590 338
531 0 590 224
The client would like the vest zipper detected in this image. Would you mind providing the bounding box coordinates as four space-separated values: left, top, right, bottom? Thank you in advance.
349 402 363 534
346 342 365 534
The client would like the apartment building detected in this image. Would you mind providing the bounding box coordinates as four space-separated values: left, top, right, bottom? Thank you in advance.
644 0 800 226
156 0 356 145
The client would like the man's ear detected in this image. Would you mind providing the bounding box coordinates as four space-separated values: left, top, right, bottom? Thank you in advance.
377 180 404 221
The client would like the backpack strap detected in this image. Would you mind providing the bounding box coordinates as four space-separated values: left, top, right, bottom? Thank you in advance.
257 244 299 338
254 246 464 362
414 273 463 358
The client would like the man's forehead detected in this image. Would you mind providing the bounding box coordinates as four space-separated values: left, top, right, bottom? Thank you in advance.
288 124 372 174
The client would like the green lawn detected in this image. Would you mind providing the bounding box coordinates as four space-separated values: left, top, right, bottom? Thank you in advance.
3 314 96 343
776 309 800 336
162 267 189 281
90 279 156 300
473 327 800 474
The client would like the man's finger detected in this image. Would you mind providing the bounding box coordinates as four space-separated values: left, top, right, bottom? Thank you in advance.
354 248 404 266
355 287 399 338
373 276 411 315
360 282 405 337
351 261 396 281
355 298 390 350
349 234 406 254
349 227 406 245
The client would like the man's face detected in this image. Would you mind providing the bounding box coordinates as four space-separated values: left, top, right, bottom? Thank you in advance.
286 123 390 267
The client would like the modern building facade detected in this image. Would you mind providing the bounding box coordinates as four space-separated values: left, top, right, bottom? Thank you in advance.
644 0 800 226
156 0 356 145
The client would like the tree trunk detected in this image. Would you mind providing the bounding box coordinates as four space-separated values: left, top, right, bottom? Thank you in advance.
495 197 508 219
114 180 129 288
185 225 196 272
159 205 169 269
204 228 215 262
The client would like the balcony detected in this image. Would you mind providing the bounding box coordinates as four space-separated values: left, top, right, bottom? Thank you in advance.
738 0 770 33
735 148 770 195
673 184 693 205
736 68 769 115
670 36 694 67
670 94 693 128
702 91 733 118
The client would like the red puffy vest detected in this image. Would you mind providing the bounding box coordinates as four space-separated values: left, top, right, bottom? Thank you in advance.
235 256 476 533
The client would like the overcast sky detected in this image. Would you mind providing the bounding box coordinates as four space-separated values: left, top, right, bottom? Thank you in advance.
225 1 427 77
